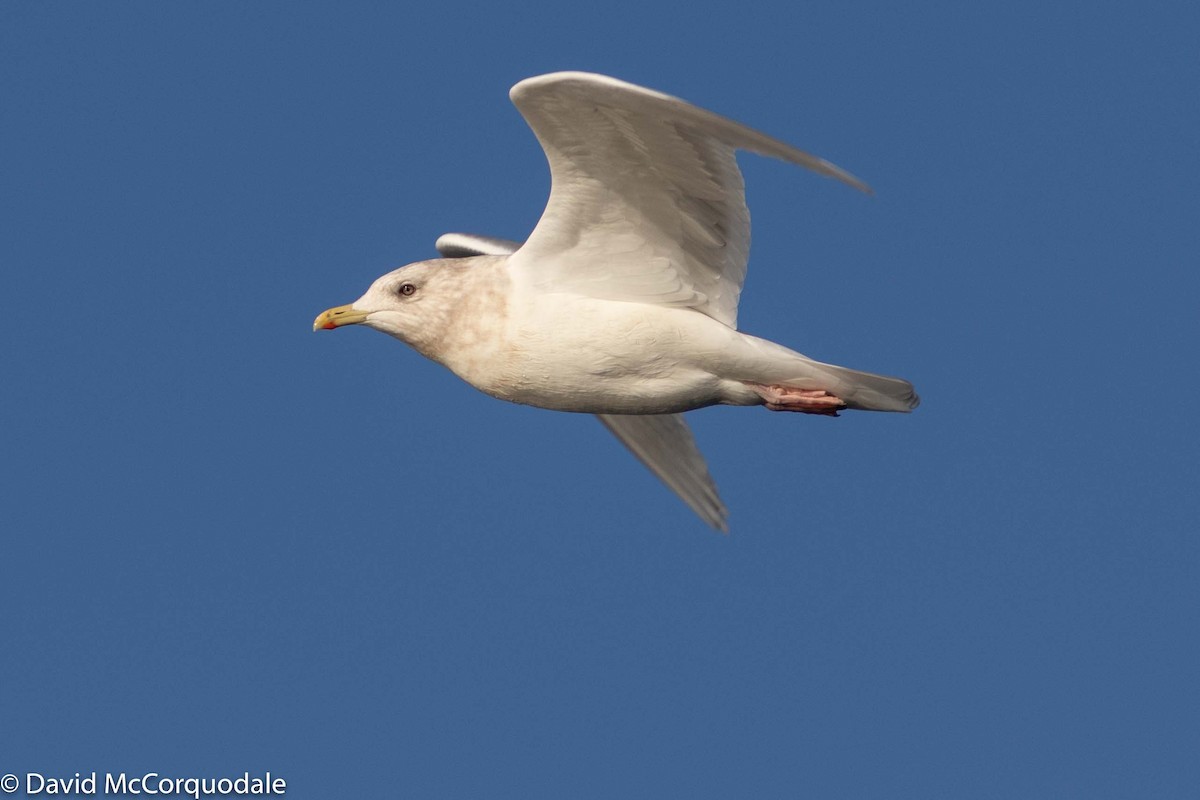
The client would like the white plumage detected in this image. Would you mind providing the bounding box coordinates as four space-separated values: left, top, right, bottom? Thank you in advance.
315 72 918 531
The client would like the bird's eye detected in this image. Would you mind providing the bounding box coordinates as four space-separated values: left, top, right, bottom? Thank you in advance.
398 282 417 297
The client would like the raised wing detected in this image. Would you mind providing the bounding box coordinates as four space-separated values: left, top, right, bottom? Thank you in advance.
598 414 728 532
436 230 728 531
506 71 870 329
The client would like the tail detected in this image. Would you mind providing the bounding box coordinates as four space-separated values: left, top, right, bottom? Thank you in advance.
804 359 920 412
741 335 920 413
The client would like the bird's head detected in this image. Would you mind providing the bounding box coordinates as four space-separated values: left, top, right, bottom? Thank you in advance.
313 256 508 358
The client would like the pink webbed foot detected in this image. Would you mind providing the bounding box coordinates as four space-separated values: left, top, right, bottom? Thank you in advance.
745 383 848 416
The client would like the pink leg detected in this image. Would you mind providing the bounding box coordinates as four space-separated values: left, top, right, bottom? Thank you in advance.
744 383 847 416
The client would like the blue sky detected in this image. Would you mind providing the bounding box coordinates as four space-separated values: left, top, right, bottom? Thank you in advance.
2 2 1197 798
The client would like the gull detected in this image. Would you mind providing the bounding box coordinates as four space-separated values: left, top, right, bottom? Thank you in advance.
314 71 919 532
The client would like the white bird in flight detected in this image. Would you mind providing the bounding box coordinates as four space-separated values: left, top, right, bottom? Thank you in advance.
314 71 918 531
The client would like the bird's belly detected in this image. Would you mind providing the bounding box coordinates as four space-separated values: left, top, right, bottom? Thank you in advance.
469 297 734 414
496 364 721 414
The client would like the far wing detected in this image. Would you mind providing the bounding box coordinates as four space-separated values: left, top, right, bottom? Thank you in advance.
436 231 728 531
598 413 728 533
435 232 524 258
507 71 869 329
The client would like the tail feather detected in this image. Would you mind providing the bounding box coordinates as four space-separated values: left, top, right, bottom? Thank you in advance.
740 335 919 412
805 360 920 412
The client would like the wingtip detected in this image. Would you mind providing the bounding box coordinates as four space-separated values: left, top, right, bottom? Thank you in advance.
697 497 731 534
820 159 873 195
